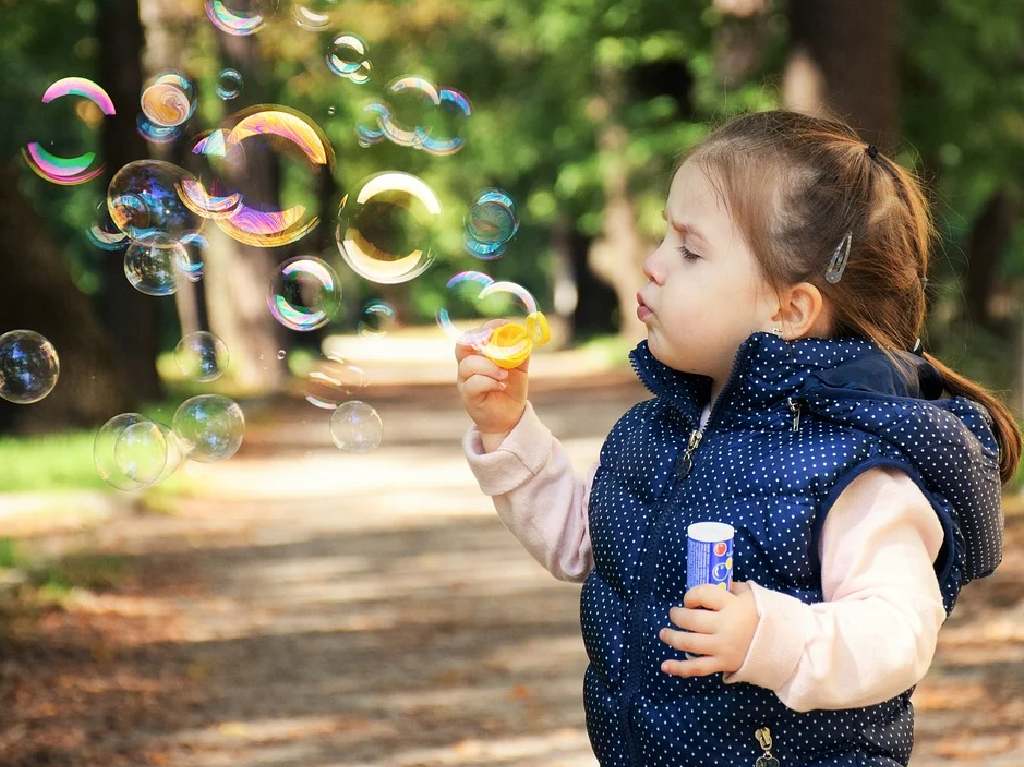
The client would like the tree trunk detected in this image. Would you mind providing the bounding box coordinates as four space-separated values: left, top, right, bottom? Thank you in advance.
963 188 1016 332
783 0 900 150
96 0 163 403
0 165 129 433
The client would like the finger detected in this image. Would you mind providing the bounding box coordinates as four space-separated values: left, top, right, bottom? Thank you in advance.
461 374 507 399
667 606 717 633
459 354 508 383
683 583 730 610
659 627 713 656
729 580 751 595
661 656 720 678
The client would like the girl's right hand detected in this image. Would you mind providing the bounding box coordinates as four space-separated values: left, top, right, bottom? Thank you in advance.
456 319 529 439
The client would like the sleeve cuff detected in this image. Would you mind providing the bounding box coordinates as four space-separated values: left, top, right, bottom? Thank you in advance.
721 581 815 691
462 401 555 496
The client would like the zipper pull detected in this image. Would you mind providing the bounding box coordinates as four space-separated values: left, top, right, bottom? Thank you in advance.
787 397 801 432
754 726 780 766
675 428 703 479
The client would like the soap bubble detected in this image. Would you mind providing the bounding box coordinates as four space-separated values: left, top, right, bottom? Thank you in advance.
179 131 243 221
304 354 366 410
23 77 115 185
370 77 471 156
95 413 184 490
175 331 229 382
465 188 519 259
0 330 60 405
276 349 287 360
330 400 382 452
214 106 333 247
326 34 371 84
176 232 207 282
216 68 243 100
137 113 185 144
268 256 341 331
357 301 397 336
355 101 389 147
141 72 195 128
205 0 271 36
417 87 471 157
123 238 191 296
336 171 441 284
107 160 204 244
172 394 245 462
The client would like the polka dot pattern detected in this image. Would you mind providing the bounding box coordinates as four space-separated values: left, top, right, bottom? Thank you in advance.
580 331 1003 766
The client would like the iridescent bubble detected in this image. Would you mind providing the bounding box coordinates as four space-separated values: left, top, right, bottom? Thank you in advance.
336 171 441 284
357 301 397 336
416 87 472 157
215 105 333 247
141 73 195 128
0 330 60 405
465 189 519 259
172 394 245 462
216 68 243 100
304 355 366 410
178 131 243 221
175 331 229 382
107 160 204 244
276 349 287 360
123 238 190 296
326 34 371 84
329 400 382 452
292 0 336 30
23 77 116 186
87 200 129 251
205 0 270 36
267 256 341 331
435 271 499 347
137 113 185 144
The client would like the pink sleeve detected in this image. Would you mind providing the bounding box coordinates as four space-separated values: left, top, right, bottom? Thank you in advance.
721 465 947 712
463 400 596 582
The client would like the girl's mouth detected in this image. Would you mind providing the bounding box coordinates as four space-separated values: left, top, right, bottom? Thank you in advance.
636 291 653 322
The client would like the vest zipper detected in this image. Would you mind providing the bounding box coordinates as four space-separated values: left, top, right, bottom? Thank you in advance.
787 396 802 432
754 726 780 766
674 421 706 479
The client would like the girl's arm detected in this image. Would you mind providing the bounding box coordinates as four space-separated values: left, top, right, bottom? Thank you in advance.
463 400 596 583
722 466 947 712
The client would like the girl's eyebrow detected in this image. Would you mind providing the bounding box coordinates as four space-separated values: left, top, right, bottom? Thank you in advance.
662 206 709 246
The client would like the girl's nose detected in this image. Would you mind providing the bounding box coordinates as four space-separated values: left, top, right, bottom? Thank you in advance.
642 251 663 285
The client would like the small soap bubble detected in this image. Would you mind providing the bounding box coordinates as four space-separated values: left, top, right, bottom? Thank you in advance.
330 400 382 452
141 74 194 128
357 301 397 336
336 172 441 284
267 256 342 331
416 87 471 157
172 394 245 462
326 34 371 84
123 238 190 296
304 354 367 410
465 188 519 259
216 68 243 100
176 232 207 282
175 331 229 382
327 105 337 116
0 330 60 405
293 0 336 30
107 159 204 244
276 349 287 360
354 102 389 147
87 200 129 251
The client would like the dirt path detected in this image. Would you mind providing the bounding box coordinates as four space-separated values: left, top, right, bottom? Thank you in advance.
2 378 1022 766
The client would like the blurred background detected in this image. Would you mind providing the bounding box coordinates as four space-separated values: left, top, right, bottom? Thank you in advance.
0 1 1022 765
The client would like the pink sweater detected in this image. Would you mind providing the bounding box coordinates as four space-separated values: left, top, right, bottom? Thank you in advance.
464 401 948 713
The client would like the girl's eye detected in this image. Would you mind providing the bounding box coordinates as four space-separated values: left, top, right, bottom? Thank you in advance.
678 245 701 261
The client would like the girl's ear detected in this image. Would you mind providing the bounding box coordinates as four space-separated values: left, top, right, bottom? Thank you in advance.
773 282 827 339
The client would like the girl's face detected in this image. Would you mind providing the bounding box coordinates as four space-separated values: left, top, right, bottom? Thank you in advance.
637 158 778 384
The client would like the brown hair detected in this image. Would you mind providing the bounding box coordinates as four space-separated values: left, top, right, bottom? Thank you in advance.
685 110 1021 484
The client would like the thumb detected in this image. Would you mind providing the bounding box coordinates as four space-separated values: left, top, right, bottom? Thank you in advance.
729 580 751 595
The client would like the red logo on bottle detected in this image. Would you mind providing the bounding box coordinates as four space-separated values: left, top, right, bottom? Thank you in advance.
713 542 727 556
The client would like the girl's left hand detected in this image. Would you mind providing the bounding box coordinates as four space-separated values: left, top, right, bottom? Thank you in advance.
658 580 759 678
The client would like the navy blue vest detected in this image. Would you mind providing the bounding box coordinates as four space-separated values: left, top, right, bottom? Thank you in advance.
581 331 1002 766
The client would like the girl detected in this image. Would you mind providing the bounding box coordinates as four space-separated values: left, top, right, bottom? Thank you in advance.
456 110 1021 766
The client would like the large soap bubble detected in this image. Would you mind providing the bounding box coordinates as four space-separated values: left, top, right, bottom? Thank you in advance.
205 0 272 36
123 237 193 296
465 189 519 259
172 394 245 462
95 413 184 490
174 331 230 382
336 171 441 284
107 160 204 244
0 330 60 404
303 355 367 410
23 77 115 186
